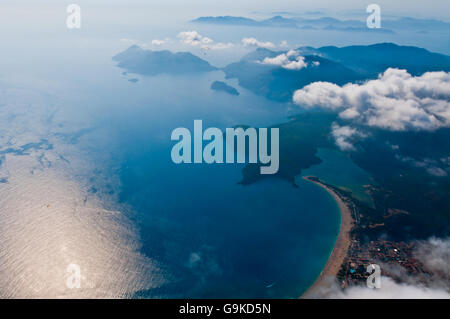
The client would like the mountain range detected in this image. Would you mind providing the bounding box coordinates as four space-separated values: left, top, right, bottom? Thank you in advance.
192 15 450 33
223 43 450 101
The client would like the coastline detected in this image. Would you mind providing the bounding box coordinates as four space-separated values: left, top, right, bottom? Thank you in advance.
300 176 354 299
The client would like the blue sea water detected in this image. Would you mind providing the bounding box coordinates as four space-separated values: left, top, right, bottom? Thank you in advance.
116 131 341 298
95 72 342 298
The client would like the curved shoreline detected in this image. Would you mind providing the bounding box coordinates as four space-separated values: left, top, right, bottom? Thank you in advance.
300 176 354 299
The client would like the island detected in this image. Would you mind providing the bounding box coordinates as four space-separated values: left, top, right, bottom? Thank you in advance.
113 45 217 76
210 81 240 96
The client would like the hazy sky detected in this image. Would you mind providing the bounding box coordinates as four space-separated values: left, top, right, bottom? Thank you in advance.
1 0 449 20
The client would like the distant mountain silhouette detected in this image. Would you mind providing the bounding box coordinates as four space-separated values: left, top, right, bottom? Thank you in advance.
191 16 260 26
191 15 356 28
383 17 450 31
113 45 217 75
193 15 302 28
314 43 450 76
192 15 366 30
210 81 240 96
192 15 450 33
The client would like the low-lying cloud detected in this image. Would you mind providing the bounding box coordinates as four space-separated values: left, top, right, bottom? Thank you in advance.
310 237 450 299
151 39 168 46
415 237 450 278
293 68 450 150
178 31 233 50
325 276 450 299
331 123 364 151
293 68 450 131
397 155 449 177
121 37 171 48
242 37 276 49
178 31 213 46
261 50 308 70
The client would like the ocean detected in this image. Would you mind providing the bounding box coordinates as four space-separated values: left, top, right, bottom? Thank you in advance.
85 70 342 298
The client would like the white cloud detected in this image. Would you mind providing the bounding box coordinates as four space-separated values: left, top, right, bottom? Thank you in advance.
151 39 166 46
323 276 450 299
261 50 310 70
178 31 233 50
294 81 345 109
280 40 289 48
396 156 449 177
415 237 450 276
331 123 363 151
293 68 450 132
178 31 213 46
203 42 234 50
121 38 172 48
242 37 276 49
262 53 290 65
284 57 308 70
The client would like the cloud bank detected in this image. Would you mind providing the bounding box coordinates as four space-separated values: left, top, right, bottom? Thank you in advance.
293 68 450 150
415 237 450 279
311 238 450 299
124 34 283 52
327 276 450 299
293 68 450 131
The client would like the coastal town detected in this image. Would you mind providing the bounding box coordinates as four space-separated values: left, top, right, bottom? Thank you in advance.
339 240 431 287
304 176 436 293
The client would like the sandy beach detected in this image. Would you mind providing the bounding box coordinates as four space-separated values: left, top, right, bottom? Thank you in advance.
300 176 354 299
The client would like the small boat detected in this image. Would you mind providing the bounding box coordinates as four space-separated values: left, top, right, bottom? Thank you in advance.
266 282 276 289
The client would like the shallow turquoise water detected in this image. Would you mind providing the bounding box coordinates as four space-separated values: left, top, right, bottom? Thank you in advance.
303 148 375 206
